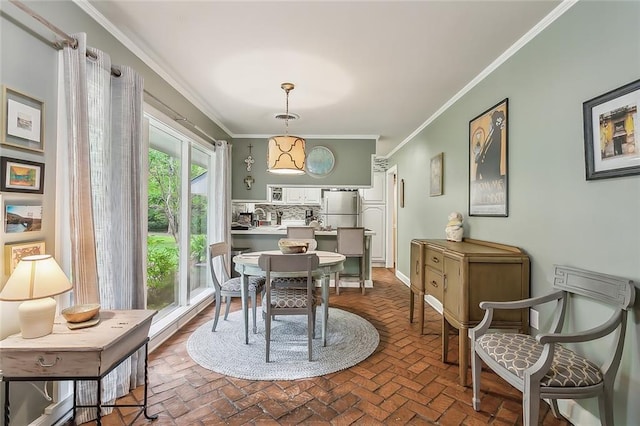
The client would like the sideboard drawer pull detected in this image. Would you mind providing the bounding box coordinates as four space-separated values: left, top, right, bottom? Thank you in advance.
430 280 438 288
431 257 439 263
37 356 60 368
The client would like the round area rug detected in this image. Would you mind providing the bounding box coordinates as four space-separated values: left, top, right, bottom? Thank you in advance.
187 307 379 380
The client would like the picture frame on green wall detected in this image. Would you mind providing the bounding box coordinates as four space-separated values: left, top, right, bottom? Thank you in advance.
468 98 508 217
430 152 443 196
1 85 45 153
583 78 640 180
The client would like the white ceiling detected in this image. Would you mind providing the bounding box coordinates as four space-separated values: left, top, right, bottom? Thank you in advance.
84 0 564 156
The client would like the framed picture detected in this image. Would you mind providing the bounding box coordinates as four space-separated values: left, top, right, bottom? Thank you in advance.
583 78 640 180
469 98 508 217
5 203 42 233
1 86 45 153
430 152 443 196
4 240 46 275
0 156 45 194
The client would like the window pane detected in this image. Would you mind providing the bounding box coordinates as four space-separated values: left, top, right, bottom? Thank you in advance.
147 136 181 314
190 146 209 294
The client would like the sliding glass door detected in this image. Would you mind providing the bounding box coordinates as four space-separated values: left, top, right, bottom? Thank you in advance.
145 114 213 320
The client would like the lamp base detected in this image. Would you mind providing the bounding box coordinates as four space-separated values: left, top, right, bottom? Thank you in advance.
18 297 57 339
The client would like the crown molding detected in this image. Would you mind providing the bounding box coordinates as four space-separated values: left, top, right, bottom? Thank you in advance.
385 0 579 159
72 0 234 137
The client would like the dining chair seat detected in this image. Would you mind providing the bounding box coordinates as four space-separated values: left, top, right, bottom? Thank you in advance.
262 287 322 309
220 276 265 292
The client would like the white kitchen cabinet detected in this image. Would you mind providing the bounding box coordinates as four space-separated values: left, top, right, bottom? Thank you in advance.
360 171 385 204
284 188 322 205
362 204 385 263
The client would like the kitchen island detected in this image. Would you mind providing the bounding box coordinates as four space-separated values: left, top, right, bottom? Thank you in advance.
231 227 375 288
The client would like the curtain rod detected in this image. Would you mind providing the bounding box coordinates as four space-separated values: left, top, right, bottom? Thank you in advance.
8 0 220 145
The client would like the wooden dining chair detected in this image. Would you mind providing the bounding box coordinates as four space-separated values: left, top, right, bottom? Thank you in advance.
336 227 366 295
259 253 321 362
286 226 315 239
273 239 318 289
208 242 265 333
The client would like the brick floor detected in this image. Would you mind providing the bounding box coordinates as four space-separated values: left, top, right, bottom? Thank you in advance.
80 268 572 425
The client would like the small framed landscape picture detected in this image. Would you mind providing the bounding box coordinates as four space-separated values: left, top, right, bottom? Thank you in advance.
1 86 45 153
5 203 43 233
4 240 45 275
0 156 45 194
430 152 443 196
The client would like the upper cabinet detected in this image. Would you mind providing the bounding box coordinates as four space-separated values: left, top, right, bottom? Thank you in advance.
360 171 386 204
284 188 322 205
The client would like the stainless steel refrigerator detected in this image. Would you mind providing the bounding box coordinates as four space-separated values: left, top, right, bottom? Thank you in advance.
321 190 360 229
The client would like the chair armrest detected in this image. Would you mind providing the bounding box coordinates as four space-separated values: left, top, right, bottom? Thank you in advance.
479 290 564 310
471 291 564 339
537 311 623 345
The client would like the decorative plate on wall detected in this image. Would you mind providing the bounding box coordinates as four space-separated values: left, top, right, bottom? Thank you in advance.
306 146 335 177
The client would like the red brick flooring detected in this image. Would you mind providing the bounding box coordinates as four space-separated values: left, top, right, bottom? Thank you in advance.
88 268 571 425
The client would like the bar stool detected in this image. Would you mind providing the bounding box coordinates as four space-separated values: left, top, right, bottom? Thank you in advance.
336 227 366 295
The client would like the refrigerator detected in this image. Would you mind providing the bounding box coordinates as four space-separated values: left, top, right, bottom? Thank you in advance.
321 190 360 229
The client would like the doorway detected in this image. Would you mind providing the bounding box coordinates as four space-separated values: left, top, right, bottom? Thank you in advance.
385 165 398 271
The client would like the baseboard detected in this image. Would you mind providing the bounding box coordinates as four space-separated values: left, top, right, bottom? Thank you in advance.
30 396 72 426
554 399 599 426
396 270 410 286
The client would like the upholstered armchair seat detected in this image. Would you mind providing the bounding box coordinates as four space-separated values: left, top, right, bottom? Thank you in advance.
476 333 603 387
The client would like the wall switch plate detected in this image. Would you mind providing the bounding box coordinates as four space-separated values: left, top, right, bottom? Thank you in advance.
530 309 539 329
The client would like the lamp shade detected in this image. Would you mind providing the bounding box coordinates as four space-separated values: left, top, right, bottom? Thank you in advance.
0 254 72 301
267 135 306 174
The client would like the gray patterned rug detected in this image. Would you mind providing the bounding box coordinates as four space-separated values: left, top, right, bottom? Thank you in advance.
187 307 379 380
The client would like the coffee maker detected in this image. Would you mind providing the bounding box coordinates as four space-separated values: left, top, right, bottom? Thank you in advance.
305 209 314 225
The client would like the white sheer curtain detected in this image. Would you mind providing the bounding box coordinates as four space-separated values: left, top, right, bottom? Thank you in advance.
61 33 146 423
211 141 232 278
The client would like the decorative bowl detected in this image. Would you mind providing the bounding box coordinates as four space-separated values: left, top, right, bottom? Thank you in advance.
278 239 309 254
62 303 101 323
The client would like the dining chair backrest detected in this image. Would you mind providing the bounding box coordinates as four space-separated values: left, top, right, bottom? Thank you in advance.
259 253 319 274
287 226 315 239
337 227 365 256
208 242 231 290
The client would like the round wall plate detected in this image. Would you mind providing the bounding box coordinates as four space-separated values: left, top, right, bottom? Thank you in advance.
306 146 335 177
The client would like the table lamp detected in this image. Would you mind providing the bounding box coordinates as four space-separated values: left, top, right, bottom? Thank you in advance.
0 254 72 338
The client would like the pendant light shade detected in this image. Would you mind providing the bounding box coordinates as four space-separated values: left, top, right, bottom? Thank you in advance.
267 83 306 174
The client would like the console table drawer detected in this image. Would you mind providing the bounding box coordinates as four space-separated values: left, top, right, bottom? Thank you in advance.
1 351 100 378
425 268 443 303
425 248 444 272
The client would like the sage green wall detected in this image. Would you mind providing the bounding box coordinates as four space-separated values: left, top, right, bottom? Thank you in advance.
390 2 640 424
0 7 61 425
0 1 228 424
232 138 376 200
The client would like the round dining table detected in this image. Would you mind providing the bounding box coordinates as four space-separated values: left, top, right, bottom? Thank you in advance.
233 250 346 346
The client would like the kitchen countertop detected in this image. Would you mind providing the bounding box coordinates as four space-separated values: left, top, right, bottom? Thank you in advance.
231 226 375 236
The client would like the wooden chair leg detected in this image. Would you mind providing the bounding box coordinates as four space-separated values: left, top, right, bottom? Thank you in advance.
308 308 313 361
224 296 232 319
598 387 614 426
250 291 257 334
336 272 340 295
360 256 365 294
211 292 222 331
471 344 482 411
265 312 271 363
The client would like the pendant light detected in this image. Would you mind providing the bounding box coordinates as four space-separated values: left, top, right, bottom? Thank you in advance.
267 82 306 174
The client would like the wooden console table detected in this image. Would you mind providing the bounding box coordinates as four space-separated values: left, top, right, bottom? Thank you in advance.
411 238 530 386
0 309 156 425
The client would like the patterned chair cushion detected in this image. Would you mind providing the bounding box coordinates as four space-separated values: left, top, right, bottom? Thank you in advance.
476 333 603 387
272 277 313 288
221 276 265 292
262 288 321 309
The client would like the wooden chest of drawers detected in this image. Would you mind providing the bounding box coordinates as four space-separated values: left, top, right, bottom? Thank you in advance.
412 238 530 385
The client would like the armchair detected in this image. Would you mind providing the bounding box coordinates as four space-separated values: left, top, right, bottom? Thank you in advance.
469 265 635 426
